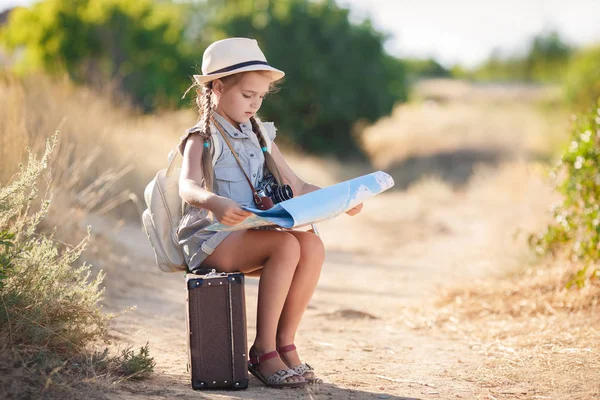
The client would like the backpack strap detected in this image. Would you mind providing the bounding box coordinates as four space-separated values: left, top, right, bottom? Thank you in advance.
208 123 222 166
166 147 179 177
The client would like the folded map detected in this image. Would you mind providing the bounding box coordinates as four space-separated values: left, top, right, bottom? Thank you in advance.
205 171 395 232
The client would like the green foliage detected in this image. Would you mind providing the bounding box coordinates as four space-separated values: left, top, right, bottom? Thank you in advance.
0 230 16 289
472 31 573 83
529 100 600 288
449 64 469 80
564 45 600 111
192 0 408 158
403 57 451 82
0 0 196 111
77 343 155 381
115 342 155 380
524 31 572 82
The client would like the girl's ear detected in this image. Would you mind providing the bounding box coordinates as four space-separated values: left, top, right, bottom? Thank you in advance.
212 79 223 98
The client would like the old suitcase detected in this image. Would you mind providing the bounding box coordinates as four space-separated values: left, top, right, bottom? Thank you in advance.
186 270 249 390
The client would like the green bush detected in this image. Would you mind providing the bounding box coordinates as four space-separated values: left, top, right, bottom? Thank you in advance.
0 0 196 111
0 134 154 397
472 30 573 83
403 57 451 83
564 45 600 111
529 100 600 287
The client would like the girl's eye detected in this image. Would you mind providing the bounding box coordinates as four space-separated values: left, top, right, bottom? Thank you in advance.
243 94 251 99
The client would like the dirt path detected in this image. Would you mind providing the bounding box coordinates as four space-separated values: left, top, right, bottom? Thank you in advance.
83 161 551 400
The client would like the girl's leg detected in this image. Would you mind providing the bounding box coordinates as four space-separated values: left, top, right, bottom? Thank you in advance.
234 231 326 372
275 231 325 371
202 229 304 382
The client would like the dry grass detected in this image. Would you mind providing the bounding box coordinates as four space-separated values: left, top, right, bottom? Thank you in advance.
407 259 600 399
0 72 195 229
362 78 568 190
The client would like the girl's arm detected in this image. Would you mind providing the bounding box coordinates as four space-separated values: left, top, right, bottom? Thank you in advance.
179 134 252 225
270 142 320 196
179 134 219 209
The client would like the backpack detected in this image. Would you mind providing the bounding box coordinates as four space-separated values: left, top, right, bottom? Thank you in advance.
141 119 273 272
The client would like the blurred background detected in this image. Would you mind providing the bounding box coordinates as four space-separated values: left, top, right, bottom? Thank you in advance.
1 1 599 399
1 0 599 246
1 0 599 186
1 0 600 171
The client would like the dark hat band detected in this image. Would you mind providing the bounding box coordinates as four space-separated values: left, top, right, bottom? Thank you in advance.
208 60 270 75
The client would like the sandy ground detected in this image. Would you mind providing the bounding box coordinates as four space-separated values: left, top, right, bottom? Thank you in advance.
72 81 596 399
83 154 558 400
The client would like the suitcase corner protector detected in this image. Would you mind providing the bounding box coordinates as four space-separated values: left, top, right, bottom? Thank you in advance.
227 274 244 284
234 379 249 390
187 278 204 290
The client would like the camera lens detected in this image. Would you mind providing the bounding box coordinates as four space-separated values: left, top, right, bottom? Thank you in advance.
272 184 293 203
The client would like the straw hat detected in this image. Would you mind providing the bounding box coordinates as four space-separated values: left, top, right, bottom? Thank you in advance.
193 38 285 85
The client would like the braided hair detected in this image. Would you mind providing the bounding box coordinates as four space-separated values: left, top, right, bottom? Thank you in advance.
194 81 215 191
249 116 285 185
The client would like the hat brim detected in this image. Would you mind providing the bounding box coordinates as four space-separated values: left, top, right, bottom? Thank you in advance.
194 64 285 85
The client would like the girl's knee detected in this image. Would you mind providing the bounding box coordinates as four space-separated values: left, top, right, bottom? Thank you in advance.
273 232 301 262
299 232 326 264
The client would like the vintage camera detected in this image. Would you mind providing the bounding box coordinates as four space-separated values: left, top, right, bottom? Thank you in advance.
256 174 294 205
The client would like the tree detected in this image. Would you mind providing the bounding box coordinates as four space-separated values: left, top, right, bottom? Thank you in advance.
471 30 573 83
0 0 197 110
524 30 572 82
403 57 451 83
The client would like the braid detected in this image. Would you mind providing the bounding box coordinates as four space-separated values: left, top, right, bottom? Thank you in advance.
198 83 213 140
249 116 267 148
250 116 284 185
197 82 214 191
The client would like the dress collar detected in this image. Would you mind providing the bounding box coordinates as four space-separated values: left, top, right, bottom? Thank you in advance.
211 110 253 138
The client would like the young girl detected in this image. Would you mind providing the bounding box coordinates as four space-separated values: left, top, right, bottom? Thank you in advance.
177 37 363 389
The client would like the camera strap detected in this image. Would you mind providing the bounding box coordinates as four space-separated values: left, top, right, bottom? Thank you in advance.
211 117 270 208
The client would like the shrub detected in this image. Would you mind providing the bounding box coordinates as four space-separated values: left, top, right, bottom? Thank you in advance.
564 45 600 111
0 133 154 398
529 99 600 287
0 134 108 351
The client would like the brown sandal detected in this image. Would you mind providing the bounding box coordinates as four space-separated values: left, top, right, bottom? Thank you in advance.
278 344 323 384
247 349 308 389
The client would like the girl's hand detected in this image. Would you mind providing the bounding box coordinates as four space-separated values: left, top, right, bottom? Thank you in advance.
211 196 253 226
346 203 363 216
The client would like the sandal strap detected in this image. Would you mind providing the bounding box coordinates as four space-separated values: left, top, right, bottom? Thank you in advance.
277 344 296 353
248 349 279 366
266 368 298 385
291 362 314 376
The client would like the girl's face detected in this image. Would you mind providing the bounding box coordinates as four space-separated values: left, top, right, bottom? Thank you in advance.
213 72 272 126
